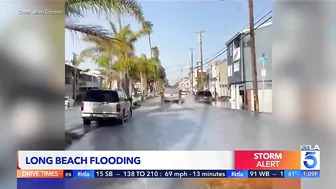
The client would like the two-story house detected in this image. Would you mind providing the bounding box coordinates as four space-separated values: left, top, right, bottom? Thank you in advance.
217 60 229 97
226 22 272 112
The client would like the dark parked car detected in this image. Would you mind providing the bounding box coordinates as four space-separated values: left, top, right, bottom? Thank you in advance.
194 91 213 103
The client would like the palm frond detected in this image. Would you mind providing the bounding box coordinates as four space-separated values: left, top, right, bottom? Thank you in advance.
142 20 153 34
66 0 144 23
108 21 118 36
79 47 101 61
66 23 116 41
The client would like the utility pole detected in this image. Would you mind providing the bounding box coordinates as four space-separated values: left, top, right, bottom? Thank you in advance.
197 31 205 90
180 66 184 90
248 0 259 113
189 48 194 94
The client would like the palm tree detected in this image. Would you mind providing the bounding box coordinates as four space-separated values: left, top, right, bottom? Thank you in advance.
65 0 145 40
142 21 154 57
80 17 147 97
151 46 160 64
150 46 167 92
137 54 157 92
90 55 120 89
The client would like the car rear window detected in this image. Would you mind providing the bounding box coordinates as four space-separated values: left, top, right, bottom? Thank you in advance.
84 90 119 102
165 87 178 94
197 91 212 96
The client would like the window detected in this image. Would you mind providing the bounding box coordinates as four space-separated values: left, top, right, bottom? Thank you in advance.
84 90 119 102
227 65 232 77
197 91 212 97
229 44 233 56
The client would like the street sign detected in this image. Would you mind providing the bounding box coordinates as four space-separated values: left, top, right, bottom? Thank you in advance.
260 56 268 62
261 69 266 77
260 53 269 62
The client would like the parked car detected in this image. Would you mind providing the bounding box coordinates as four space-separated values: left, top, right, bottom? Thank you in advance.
163 87 181 103
81 89 132 126
194 91 213 103
65 96 75 107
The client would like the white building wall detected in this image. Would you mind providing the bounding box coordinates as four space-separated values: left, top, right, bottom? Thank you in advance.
230 84 242 109
65 84 73 97
250 89 272 113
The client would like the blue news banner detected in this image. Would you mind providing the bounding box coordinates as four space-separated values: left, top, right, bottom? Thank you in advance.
65 170 319 178
20 170 320 179
18 170 320 189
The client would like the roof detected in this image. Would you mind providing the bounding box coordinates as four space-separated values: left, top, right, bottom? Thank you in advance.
241 22 272 33
225 32 241 45
207 59 227 68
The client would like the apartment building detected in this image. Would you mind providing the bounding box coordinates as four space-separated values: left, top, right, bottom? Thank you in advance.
65 64 103 99
226 22 272 112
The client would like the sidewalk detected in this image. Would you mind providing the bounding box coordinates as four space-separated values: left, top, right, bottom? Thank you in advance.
212 100 272 114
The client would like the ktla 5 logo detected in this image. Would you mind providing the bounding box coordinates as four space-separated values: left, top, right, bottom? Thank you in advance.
301 151 320 170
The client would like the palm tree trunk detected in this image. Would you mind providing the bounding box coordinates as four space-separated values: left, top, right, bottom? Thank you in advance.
148 35 152 57
124 70 130 97
72 78 76 99
129 77 133 98
119 71 123 89
144 76 148 93
140 72 145 93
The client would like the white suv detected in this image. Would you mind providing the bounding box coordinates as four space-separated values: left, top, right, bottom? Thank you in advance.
81 89 132 125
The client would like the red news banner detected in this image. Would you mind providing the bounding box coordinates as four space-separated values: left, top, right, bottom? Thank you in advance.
234 150 301 170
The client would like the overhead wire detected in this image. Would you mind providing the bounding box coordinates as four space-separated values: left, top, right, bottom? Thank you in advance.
201 10 273 66
164 4 244 72
164 9 273 75
194 12 273 70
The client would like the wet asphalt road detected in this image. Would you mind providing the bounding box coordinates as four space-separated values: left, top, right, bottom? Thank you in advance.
64 96 332 189
66 96 272 150
66 96 275 189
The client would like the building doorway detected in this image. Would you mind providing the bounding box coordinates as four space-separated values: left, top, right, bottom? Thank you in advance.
239 85 245 110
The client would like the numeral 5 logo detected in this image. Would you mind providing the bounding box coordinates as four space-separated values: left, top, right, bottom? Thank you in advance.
304 152 317 169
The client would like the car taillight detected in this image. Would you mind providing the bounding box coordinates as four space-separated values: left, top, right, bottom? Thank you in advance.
116 104 120 112
80 103 83 111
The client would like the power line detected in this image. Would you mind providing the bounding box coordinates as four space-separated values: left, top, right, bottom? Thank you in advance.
162 10 273 73
194 15 272 70
203 10 272 63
